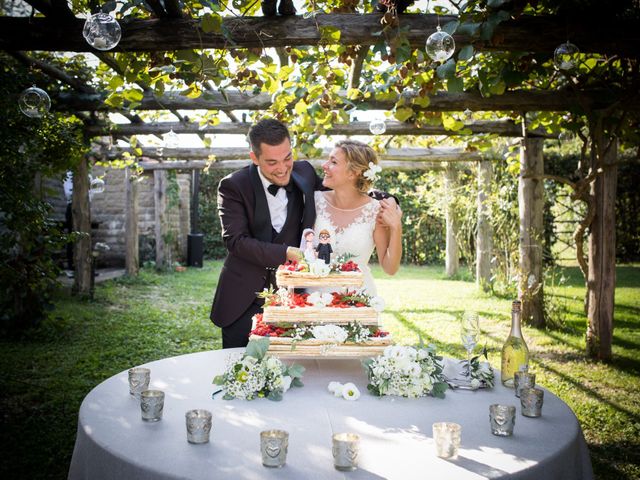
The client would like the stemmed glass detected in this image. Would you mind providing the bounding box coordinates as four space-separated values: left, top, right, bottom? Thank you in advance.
460 311 480 377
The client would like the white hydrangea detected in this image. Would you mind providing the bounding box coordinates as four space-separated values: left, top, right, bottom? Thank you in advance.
312 325 348 343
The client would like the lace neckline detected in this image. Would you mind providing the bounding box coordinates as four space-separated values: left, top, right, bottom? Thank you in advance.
322 192 372 212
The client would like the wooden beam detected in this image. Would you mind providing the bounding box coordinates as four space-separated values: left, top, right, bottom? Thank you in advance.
105 146 481 162
56 89 640 113
136 159 449 171
1 14 638 56
476 159 493 291
85 119 556 138
124 166 139 276
518 135 545 328
9 51 96 93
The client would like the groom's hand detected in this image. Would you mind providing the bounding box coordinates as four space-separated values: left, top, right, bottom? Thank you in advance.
286 247 304 262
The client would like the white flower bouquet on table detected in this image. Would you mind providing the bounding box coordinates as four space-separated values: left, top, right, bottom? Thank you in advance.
213 338 304 401
363 344 448 398
468 348 495 389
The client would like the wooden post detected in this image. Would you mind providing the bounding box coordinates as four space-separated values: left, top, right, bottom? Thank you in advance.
444 163 459 277
518 135 545 327
586 131 617 361
72 157 92 296
154 169 168 270
476 159 493 290
125 166 139 276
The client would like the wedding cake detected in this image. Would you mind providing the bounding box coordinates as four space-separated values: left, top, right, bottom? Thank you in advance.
250 258 392 358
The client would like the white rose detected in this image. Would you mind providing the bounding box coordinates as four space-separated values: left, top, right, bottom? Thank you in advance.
328 381 343 393
342 383 361 401
282 376 292 392
470 378 481 390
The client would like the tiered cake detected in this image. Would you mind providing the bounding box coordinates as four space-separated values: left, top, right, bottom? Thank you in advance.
249 259 392 358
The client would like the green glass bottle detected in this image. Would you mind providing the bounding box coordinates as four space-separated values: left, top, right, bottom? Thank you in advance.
501 300 530 387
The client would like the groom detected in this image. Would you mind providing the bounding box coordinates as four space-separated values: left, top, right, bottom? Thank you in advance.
210 119 323 348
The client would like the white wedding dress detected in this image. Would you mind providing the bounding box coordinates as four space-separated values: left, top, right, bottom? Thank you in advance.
313 191 380 295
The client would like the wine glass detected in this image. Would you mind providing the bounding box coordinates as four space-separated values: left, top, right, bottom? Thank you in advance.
460 311 480 376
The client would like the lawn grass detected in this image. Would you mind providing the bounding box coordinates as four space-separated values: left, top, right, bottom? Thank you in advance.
0 262 638 479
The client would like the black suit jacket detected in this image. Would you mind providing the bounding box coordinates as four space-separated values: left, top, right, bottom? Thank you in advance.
210 161 322 327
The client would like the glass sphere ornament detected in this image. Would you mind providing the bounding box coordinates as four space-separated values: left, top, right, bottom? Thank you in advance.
19 85 51 118
369 117 386 135
89 177 106 195
554 41 580 71
426 26 455 62
83 13 122 51
163 128 180 148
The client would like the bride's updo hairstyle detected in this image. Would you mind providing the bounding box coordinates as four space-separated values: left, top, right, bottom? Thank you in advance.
335 139 379 194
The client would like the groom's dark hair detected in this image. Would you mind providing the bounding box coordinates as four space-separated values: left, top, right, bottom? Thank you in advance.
248 119 291 157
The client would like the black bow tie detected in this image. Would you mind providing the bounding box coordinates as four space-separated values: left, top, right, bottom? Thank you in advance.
267 183 292 196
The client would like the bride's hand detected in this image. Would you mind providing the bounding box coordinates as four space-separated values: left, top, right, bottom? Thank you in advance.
376 198 402 230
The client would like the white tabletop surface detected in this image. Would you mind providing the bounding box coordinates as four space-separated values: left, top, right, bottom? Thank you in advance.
68 348 593 480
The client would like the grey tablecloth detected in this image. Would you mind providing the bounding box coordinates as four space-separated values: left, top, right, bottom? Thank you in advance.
68 349 593 479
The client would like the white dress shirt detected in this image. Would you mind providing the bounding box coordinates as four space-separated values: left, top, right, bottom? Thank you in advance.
257 167 288 233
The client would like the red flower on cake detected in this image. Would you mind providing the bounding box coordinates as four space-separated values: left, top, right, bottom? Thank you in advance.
340 260 360 272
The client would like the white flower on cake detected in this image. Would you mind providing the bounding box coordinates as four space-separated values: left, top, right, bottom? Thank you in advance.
342 383 360 400
311 325 348 343
369 296 385 312
307 291 334 308
309 259 331 276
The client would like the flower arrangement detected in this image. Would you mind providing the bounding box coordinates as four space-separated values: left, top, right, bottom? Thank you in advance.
363 344 448 398
363 162 382 183
213 338 304 401
468 348 495 389
257 287 385 312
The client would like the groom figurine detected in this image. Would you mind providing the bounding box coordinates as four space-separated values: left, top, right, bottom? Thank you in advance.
210 119 323 348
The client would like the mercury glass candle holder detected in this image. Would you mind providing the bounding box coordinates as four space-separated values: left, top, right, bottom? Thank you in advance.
332 433 359 471
432 422 461 459
489 404 516 436
128 367 150 399
514 371 536 398
185 409 212 444
140 390 164 422
260 430 289 468
520 387 544 417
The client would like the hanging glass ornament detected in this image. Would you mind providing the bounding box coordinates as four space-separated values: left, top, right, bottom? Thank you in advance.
19 85 51 118
369 117 386 135
163 128 180 148
425 26 455 62
83 13 122 51
89 177 106 195
554 41 580 71
463 108 473 119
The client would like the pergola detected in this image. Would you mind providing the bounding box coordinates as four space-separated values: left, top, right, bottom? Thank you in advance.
3 1 639 361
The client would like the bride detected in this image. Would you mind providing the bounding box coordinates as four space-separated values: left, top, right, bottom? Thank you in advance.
312 139 402 294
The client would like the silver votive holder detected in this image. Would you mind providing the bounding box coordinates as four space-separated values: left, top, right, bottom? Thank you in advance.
185 409 212 444
140 390 164 422
432 422 461 459
260 430 289 468
128 367 150 399
514 371 536 398
520 387 544 417
489 404 516 436
332 433 359 471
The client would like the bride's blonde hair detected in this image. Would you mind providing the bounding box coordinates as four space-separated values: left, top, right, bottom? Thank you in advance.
334 139 379 193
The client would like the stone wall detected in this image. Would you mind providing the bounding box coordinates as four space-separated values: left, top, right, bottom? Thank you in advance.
48 167 191 267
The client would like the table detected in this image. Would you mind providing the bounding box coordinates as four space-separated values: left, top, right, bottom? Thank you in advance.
68 349 593 479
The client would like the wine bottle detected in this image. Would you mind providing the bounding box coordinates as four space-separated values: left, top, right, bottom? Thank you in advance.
500 300 530 387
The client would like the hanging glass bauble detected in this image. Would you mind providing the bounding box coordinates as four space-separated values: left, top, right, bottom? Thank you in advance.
163 128 180 148
463 108 473 119
369 117 386 135
19 85 51 118
89 177 106 195
425 26 455 62
83 13 122 51
554 41 580 71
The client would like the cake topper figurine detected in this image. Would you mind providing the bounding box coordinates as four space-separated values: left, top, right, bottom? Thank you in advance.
300 228 317 263
315 229 333 265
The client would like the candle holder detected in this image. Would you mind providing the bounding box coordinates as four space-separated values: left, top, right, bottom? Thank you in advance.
260 430 289 468
185 409 212 444
514 371 536 398
432 422 461 459
520 387 544 417
332 433 359 471
128 367 150 399
489 404 516 436
140 390 164 422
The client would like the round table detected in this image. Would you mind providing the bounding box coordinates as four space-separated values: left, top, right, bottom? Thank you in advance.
68 349 593 480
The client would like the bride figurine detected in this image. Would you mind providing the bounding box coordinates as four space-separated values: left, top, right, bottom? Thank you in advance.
300 228 317 263
313 139 403 294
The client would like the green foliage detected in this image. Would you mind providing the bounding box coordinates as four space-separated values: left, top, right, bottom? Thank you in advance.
0 54 86 332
